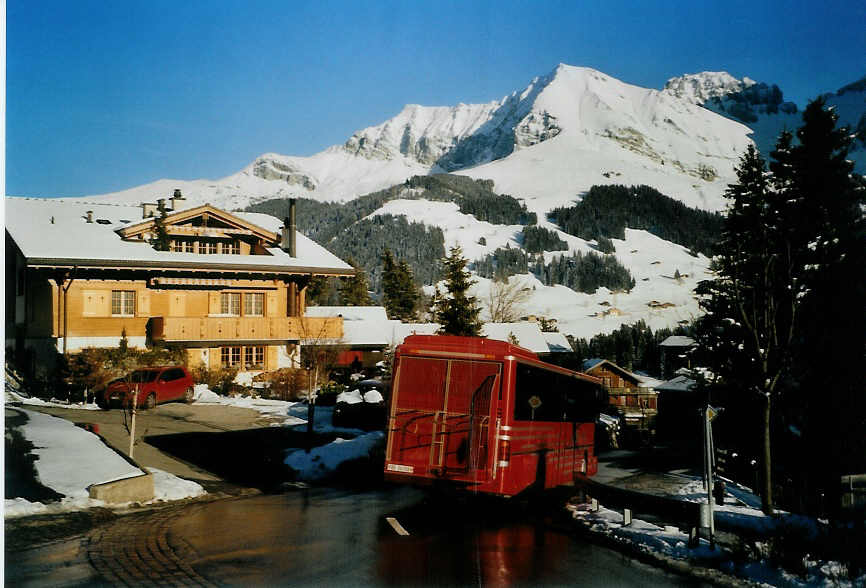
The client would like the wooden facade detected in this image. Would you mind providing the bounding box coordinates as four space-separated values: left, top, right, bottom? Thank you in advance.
584 360 658 431
6 198 353 374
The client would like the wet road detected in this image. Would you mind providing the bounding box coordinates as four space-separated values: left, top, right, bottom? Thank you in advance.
7 485 710 586
161 486 705 587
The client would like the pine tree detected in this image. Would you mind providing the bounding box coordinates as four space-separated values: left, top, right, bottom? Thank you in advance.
338 258 373 306
694 101 866 514
381 249 420 321
771 99 866 506
151 207 171 251
432 246 483 336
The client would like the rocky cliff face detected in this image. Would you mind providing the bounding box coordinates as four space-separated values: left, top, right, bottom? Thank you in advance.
251 155 318 190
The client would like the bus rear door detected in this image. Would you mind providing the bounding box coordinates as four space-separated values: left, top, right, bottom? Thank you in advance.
388 356 500 482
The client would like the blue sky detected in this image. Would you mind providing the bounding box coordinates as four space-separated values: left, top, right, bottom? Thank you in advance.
7 0 865 197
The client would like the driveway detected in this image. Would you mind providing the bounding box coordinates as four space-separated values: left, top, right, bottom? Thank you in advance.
22 402 285 483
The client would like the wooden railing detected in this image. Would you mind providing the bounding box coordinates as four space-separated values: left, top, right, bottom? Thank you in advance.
150 316 342 342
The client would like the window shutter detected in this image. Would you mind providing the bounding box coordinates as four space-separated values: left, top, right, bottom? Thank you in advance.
137 290 151 316
169 293 186 317
266 292 278 317
266 345 277 370
82 290 110 317
208 292 221 314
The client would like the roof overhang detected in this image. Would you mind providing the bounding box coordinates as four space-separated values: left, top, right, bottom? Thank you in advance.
24 257 354 277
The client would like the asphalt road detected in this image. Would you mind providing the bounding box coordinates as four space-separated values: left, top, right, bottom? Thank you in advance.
7 485 712 587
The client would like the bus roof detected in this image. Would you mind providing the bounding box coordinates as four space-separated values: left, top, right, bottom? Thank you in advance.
397 334 538 361
396 334 603 385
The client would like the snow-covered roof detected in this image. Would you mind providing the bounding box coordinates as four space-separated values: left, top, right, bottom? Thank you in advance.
391 323 440 345
655 375 697 393
582 358 605 371
634 374 664 389
482 322 550 354
541 331 571 353
304 306 389 322
581 358 646 385
5 197 353 275
660 335 696 348
339 319 397 348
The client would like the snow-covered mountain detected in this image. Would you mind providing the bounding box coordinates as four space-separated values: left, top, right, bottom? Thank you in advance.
663 71 866 171
77 64 756 214
63 64 864 340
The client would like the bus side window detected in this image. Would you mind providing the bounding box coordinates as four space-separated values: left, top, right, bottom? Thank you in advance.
514 364 563 422
565 379 605 422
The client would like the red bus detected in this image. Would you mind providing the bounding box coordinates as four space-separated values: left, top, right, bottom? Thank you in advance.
384 335 606 497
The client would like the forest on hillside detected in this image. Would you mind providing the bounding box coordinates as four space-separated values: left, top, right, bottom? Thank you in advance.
550 184 723 255
473 246 635 294
245 174 535 294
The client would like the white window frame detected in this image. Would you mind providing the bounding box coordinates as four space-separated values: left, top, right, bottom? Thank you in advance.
111 290 135 316
244 292 264 316
220 292 241 316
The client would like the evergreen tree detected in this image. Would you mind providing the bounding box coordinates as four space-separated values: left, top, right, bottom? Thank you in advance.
694 100 866 514
338 258 373 306
432 246 483 336
150 207 171 251
771 99 866 510
381 249 420 321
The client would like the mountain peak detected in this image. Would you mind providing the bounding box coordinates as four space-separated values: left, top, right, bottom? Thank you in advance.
663 71 752 104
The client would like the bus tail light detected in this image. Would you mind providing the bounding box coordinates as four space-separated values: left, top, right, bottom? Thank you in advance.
497 438 511 467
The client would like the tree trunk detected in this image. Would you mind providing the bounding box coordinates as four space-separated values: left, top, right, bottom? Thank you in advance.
761 393 774 514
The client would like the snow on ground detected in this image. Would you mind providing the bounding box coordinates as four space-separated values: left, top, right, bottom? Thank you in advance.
4 408 205 518
5 388 102 410
368 199 524 260
569 501 864 587
191 384 306 426
5 383 376 517
283 431 385 481
417 227 710 340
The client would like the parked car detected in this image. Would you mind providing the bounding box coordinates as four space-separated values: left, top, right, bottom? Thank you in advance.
97 366 195 409
332 379 387 430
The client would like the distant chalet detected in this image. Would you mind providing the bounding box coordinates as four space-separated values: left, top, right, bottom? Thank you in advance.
5 193 354 374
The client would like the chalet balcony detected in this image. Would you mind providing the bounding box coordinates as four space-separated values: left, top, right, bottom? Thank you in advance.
150 316 343 343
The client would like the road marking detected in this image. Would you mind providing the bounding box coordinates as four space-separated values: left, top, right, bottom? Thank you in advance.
386 517 410 536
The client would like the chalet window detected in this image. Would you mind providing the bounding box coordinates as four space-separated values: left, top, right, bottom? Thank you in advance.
244 346 265 369
221 346 242 367
172 239 194 253
224 241 240 255
220 292 241 315
244 292 264 316
202 241 218 255
111 290 135 316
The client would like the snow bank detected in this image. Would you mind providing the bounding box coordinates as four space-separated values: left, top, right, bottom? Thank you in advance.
284 431 385 481
192 384 306 425
4 409 206 518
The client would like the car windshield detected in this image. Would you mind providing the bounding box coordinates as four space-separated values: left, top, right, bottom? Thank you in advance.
128 370 159 383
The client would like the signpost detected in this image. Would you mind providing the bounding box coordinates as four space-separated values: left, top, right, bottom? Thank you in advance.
702 404 722 548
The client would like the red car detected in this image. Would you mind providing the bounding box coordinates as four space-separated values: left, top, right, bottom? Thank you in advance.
98 366 195 409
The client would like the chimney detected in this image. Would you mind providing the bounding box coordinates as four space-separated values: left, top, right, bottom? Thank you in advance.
157 198 166 212
282 198 297 257
142 203 157 218
173 189 184 200
86 210 94 223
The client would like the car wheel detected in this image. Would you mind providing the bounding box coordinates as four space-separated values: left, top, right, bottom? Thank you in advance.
145 393 157 410
184 387 194 404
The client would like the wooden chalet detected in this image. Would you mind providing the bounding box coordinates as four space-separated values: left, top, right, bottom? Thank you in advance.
5 193 353 375
582 358 659 435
